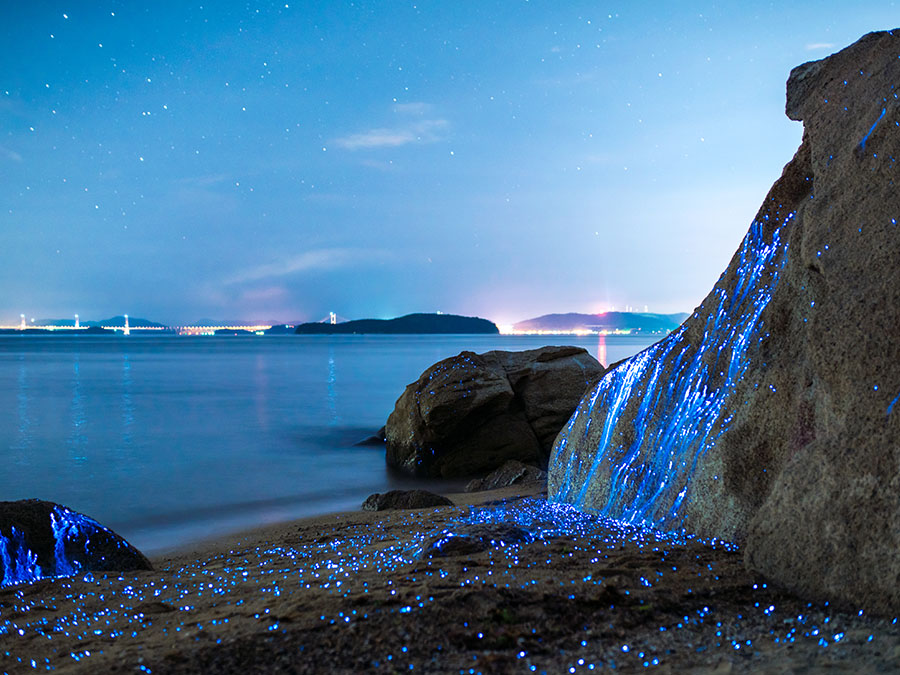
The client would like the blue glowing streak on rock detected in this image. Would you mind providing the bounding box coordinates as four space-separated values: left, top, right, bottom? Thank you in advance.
0 527 42 586
0 506 113 587
50 507 86 577
551 217 790 530
859 107 886 150
887 391 900 416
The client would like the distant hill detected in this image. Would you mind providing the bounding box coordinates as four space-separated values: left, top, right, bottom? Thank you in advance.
187 319 254 327
34 316 167 328
513 312 688 334
94 316 167 328
264 324 296 334
295 313 499 335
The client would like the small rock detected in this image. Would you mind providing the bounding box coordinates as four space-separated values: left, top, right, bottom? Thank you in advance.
466 460 548 492
361 489 454 511
418 523 531 558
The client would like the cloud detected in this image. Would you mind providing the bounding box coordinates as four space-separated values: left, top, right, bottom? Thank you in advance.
238 285 289 303
178 173 231 187
335 119 448 150
225 248 379 284
334 102 449 150
805 42 835 51
0 145 22 162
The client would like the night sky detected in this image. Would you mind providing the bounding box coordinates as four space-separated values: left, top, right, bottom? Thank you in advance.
2 2 896 327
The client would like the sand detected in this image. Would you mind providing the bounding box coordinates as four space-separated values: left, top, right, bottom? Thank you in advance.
1 484 898 674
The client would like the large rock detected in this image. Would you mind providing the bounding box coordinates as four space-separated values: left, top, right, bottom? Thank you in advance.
386 346 604 478
0 500 152 586
549 30 900 615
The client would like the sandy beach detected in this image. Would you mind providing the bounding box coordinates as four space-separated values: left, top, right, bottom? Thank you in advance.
1 484 897 674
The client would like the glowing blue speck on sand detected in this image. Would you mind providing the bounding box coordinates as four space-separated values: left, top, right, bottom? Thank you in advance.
0 506 114 587
551 217 790 530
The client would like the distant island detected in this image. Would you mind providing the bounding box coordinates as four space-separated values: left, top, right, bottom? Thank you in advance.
513 311 689 334
295 313 499 335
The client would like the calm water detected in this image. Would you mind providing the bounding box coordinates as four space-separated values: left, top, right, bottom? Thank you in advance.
0 334 657 553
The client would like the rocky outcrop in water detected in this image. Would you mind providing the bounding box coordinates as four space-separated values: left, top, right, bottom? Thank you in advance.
386 346 604 478
0 500 152 586
548 30 900 615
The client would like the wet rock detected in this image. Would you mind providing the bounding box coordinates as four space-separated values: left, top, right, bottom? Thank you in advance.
386 346 604 478
361 489 454 511
549 30 900 615
465 460 548 492
418 523 531 558
0 499 152 586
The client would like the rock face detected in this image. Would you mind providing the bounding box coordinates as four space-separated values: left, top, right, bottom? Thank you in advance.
548 30 900 615
386 346 604 478
361 490 454 511
0 500 152 586
465 460 548 492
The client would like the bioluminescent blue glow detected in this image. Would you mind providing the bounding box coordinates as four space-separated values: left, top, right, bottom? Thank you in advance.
887 391 900 416
0 526 42 587
859 107 887 149
551 215 791 529
2 495 890 673
0 505 121 587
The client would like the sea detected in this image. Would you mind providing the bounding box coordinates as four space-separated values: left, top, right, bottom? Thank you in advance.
0 333 658 554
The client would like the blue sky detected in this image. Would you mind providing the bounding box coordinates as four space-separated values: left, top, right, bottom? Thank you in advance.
1 1 897 326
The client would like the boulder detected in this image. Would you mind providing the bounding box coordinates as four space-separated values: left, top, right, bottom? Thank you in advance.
465 460 548 492
549 29 900 615
385 346 604 478
0 500 152 586
361 489 454 511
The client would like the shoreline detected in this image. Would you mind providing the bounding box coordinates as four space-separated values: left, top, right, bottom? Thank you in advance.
2 484 897 674
151 483 540 565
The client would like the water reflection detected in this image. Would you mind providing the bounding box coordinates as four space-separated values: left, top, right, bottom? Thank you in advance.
327 346 339 426
68 355 87 465
14 355 32 464
597 334 608 368
121 354 134 444
254 353 269 432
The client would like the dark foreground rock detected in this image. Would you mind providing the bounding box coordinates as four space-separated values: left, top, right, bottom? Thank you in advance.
0 499 152 585
361 489 454 511
465 459 547 492
386 345 604 478
549 29 900 615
